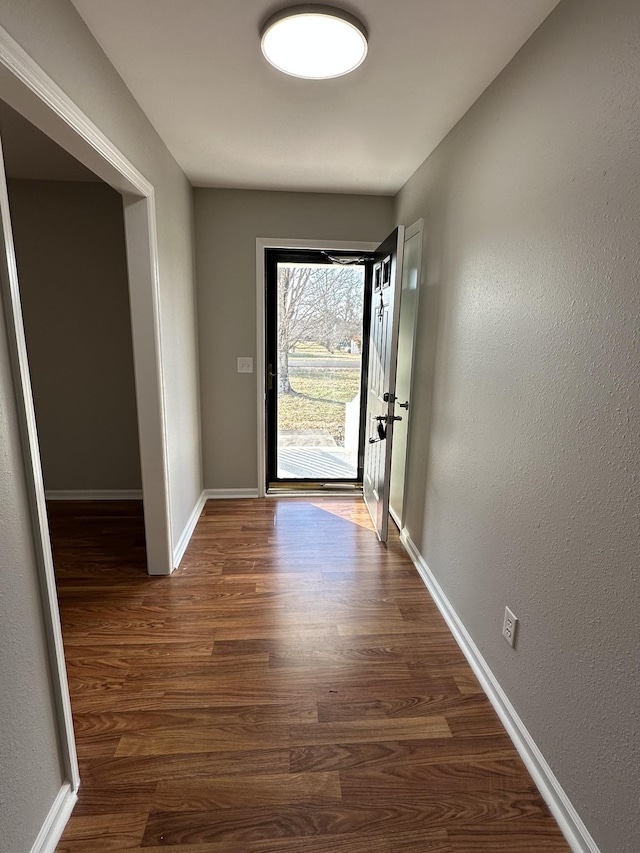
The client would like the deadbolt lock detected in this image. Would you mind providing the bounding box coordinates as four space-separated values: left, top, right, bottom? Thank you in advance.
375 414 402 424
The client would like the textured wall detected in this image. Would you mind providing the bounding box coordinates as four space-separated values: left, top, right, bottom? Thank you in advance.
395 0 640 849
195 188 393 490
9 179 141 491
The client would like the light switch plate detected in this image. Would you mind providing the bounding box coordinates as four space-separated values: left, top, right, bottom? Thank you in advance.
237 357 254 374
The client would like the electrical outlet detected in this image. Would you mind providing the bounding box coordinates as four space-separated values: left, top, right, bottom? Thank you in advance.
237 357 253 374
502 606 518 648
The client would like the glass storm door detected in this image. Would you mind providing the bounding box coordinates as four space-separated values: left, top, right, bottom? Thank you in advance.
265 249 370 487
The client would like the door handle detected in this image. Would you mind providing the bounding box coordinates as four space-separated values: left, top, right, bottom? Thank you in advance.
369 420 387 443
267 364 276 391
375 414 402 424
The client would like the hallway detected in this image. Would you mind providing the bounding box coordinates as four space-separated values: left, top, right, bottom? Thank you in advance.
52 498 569 852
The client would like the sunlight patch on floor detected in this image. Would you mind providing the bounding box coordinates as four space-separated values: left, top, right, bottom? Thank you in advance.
309 499 375 532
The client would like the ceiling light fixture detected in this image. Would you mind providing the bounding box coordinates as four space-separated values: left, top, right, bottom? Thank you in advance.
261 5 368 80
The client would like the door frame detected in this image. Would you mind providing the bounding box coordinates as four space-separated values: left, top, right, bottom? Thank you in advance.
256 238 378 496
389 218 423 531
264 247 372 488
0 24 174 812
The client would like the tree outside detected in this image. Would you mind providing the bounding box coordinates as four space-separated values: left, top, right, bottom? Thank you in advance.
277 263 364 394
276 262 365 448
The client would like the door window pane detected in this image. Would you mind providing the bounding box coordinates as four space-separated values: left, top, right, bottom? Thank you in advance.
276 261 365 480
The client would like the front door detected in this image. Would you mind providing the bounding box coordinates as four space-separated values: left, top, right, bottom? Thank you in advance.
363 227 405 540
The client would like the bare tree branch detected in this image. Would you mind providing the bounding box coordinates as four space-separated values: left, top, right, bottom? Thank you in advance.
276 264 364 393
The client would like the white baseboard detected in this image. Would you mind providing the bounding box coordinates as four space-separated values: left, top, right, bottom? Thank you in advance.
400 529 601 853
45 489 143 501
170 489 258 569
30 782 77 853
173 491 207 569
203 488 260 499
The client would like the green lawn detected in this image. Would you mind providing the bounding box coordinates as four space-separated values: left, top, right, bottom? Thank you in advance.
289 351 358 362
278 366 361 445
289 342 361 361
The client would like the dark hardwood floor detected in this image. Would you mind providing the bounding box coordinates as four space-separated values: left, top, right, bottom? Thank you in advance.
51 497 570 852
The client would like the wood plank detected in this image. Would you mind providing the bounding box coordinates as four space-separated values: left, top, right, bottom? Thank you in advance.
115 715 451 757
447 819 573 851
317 694 494 723
115 723 292 757
287 716 452 746
56 811 148 851
153 772 341 810
141 802 453 847
288 735 520 773
339 759 534 798
62 642 215 660
72 786 156 816
79 749 290 786
72 703 317 735
124 832 451 853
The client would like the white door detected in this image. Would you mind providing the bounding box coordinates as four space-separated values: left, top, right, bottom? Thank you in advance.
363 227 405 541
389 220 423 528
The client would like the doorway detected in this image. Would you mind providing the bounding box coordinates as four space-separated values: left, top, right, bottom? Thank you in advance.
264 247 373 489
1 103 143 504
0 61 173 577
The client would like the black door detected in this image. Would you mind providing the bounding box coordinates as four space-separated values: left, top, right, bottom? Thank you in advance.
265 248 372 488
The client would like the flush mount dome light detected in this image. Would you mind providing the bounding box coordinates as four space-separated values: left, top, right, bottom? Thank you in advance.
261 5 368 79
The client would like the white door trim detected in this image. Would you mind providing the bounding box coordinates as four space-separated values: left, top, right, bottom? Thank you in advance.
0 20 174 825
389 218 423 530
255 238 379 496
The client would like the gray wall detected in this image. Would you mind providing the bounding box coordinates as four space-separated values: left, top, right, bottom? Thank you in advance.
195 188 393 490
0 291 64 853
9 179 141 492
0 1 201 850
395 0 639 849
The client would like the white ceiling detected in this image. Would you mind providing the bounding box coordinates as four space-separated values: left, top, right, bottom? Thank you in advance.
69 0 561 195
